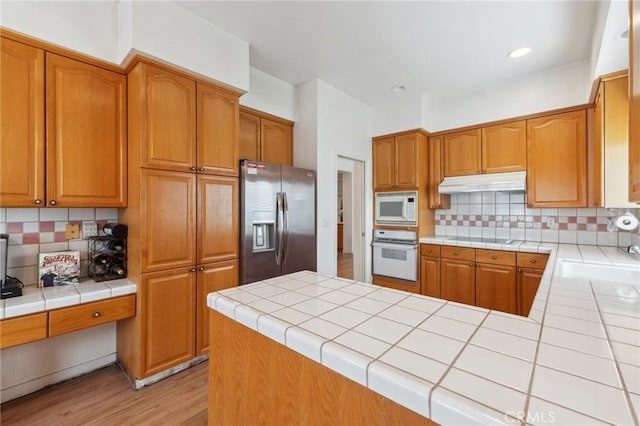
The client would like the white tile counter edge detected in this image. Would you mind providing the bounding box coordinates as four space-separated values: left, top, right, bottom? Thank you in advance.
0 278 137 319
207 245 640 426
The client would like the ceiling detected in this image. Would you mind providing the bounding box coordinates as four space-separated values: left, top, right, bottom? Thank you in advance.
175 1 604 106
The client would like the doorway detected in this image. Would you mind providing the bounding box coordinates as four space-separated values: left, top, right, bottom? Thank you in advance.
336 157 365 281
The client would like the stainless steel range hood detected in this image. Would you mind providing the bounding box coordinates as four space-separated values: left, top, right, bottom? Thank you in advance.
438 171 526 194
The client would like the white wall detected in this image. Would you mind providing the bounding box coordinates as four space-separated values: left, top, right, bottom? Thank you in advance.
371 94 423 136
0 1 120 62
592 0 629 80
294 80 319 171
423 60 591 132
240 68 297 121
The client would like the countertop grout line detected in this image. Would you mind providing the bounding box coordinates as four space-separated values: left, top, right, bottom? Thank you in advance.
589 280 640 426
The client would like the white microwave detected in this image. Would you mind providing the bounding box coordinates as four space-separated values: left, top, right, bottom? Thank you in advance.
375 191 418 226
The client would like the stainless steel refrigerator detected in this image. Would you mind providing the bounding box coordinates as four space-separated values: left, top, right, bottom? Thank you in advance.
240 160 317 285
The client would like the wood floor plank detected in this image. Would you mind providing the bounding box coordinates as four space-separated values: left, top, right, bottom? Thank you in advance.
1 361 208 425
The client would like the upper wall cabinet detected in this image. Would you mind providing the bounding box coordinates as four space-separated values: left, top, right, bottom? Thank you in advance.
373 132 426 191
46 53 127 207
239 107 293 166
1 37 127 208
443 122 526 177
1 37 45 207
630 0 640 203
130 63 240 176
427 136 450 209
526 110 587 207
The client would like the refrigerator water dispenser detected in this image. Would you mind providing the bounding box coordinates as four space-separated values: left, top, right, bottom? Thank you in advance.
252 221 274 252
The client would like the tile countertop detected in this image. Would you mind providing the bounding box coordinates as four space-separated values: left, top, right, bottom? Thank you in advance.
208 244 640 426
0 278 137 320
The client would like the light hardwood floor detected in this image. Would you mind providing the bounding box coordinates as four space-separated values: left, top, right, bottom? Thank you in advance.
0 362 208 425
337 252 353 280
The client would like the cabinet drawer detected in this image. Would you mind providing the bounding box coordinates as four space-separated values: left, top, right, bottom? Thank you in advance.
517 253 549 270
476 249 516 266
0 312 48 349
441 246 475 262
49 295 136 337
420 244 441 257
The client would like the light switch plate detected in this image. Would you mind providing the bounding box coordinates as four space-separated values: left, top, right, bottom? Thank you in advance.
82 221 98 238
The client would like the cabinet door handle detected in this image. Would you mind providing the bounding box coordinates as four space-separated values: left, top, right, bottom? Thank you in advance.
92 312 101 318
427 249 432 253
34 199 42 205
198 266 205 271
453 252 459 256
198 167 205 172
491 255 498 260
50 200 57 206
470 262 475 266
518 268 523 272
527 203 533 208
190 167 197 172
530 259 537 264
190 268 196 272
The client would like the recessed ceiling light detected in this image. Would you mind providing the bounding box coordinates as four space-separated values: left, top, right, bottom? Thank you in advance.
391 85 406 93
507 47 531 59
619 30 629 40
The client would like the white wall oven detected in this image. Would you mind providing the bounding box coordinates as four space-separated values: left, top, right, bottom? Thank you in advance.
374 191 417 226
372 229 418 282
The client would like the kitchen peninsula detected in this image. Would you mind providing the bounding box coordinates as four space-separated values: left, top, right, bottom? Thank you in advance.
207 241 640 425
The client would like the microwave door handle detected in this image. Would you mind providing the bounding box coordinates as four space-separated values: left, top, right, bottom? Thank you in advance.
282 192 289 264
275 193 284 265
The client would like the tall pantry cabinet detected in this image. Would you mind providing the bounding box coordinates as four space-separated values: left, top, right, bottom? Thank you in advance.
118 60 240 382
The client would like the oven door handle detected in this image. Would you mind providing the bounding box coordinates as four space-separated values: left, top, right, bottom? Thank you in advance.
371 242 418 250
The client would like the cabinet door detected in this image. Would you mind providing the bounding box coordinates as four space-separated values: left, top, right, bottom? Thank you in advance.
481 121 526 174
630 0 640 202
197 175 239 264
0 312 47 349
443 129 481 176
196 259 238 355
428 136 449 209
0 38 45 207
141 268 195 377
395 133 419 189
137 63 196 172
239 110 261 162
197 83 239 176
475 263 516 314
45 53 127 207
141 169 196 272
590 87 603 207
420 256 440 298
527 110 587 207
373 137 395 191
261 118 293 165
440 258 475 305
517 267 543 316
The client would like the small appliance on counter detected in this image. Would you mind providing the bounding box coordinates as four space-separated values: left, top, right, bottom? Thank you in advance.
1 234 23 299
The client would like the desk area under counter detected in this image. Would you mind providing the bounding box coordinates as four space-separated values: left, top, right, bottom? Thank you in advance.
0 278 136 349
207 243 640 425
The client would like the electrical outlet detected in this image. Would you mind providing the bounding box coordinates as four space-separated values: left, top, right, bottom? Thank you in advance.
82 221 98 238
65 224 80 240
546 217 555 228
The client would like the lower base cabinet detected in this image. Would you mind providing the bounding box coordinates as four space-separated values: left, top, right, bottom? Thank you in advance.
440 258 475 305
475 263 517 314
372 274 421 293
0 312 48 349
517 268 543 316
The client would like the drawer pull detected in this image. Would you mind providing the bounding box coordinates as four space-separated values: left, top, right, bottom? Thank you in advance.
491 255 498 260
34 199 42 205
470 262 475 266
453 252 459 256
531 259 537 264
92 312 101 318
427 249 432 253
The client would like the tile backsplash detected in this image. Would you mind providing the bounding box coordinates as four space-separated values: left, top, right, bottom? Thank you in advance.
0 208 119 286
435 192 640 246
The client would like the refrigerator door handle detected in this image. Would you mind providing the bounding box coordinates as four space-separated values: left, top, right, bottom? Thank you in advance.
275 192 284 265
282 192 289 264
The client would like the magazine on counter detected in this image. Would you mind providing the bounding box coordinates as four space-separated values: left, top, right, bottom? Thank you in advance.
38 251 81 287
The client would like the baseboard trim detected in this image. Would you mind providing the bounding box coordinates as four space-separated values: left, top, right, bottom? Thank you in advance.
120 355 209 390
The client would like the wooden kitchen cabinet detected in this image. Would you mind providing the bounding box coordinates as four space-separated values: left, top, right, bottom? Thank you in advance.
45 53 127 207
443 129 482 176
197 83 239 176
0 312 48 349
141 169 196 273
440 246 476 306
140 268 196 378
196 259 239 355
427 136 450 209
527 110 587 207
516 252 549 316
420 244 441 298
373 131 426 191
197 175 239 264
49 295 135 337
0 37 45 207
239 107 294 166
630 0 640 202
481 121 526 174
475 248 517 314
